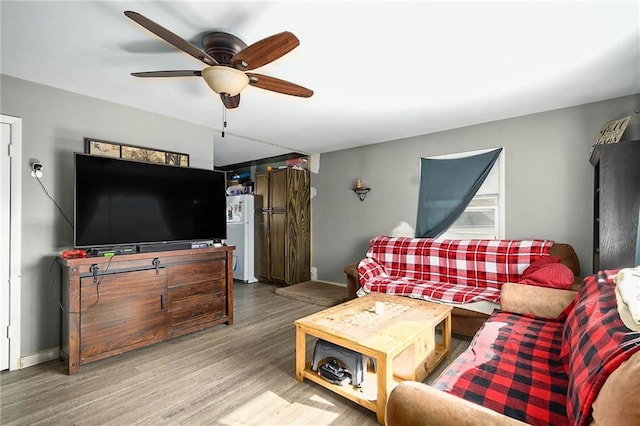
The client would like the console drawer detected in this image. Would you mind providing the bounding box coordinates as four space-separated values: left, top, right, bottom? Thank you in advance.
167 279 223 310
169 260 224 286
169 299 225 332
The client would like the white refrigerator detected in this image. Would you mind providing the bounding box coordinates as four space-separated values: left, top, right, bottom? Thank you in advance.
225 194 258 283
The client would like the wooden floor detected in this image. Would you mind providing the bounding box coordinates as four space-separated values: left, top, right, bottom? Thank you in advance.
1 282 470 425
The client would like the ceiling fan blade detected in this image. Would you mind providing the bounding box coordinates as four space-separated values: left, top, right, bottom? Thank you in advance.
247 73 313 98
220 93 241 109
131 70 202 78
231 31 299 71
124 11 218 66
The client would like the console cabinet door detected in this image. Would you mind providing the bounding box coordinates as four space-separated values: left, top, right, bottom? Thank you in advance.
79 268 168 363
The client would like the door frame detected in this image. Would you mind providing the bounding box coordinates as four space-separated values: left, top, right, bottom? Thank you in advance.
2 114 22 370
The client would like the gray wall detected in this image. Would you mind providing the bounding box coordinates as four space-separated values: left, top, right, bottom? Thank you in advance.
3 72 640 360
1 75 214 357
311 93 640 284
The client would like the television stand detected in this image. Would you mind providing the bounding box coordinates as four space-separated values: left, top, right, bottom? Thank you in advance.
58 245 235 374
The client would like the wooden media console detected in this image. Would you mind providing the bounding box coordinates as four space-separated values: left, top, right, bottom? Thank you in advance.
58 246 234 374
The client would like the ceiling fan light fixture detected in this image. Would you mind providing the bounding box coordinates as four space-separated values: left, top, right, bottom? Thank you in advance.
202 66 249 96
124 12 312 107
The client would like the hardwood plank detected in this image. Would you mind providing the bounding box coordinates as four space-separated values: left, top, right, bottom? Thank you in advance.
1 282 471 425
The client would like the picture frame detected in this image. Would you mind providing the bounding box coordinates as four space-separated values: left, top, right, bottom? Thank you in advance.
84 138 189 167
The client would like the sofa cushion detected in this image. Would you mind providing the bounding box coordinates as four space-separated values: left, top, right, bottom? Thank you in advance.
518 257 574 289
561 270 640 426
361 275 501 304
501 282 576 319
434 311 568 425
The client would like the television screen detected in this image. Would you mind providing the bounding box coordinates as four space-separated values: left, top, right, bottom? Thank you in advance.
74 153 227 249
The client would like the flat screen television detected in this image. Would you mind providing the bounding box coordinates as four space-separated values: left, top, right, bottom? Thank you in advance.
74 153 227 249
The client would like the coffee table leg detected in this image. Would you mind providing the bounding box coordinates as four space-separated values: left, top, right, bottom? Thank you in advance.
376 353 391 424
444 313 451 357
295 324 305 381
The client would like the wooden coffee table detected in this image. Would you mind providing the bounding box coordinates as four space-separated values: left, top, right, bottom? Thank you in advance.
294 293 452 424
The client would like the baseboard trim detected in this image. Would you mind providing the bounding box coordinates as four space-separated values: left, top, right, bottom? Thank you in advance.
20 346 60 369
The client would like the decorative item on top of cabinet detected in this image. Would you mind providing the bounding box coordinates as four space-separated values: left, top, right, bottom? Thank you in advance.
590 140 640 272
254 167 310 285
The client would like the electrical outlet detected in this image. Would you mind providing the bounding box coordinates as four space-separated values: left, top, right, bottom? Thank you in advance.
30 162 43 178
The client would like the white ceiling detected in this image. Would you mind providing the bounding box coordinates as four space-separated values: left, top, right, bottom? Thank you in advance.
2 1 639 167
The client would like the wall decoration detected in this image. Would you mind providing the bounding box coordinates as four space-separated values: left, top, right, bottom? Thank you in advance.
594 116 630 146
84 138 189 166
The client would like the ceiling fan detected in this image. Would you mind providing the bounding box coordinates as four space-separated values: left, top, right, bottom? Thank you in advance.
124 11 313 109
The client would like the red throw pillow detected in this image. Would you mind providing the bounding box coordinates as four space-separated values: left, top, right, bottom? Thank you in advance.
525 255 561 270
518 256 574 289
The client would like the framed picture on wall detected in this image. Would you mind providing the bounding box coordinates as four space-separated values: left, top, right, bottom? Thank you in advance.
84 138 189 167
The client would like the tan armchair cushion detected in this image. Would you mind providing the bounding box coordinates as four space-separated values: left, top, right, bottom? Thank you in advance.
591 350 640 425
385 381 527 426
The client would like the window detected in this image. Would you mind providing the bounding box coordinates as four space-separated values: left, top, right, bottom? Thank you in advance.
436 149 504 239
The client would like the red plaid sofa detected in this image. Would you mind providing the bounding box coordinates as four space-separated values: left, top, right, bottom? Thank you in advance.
386 270 640 426
356 236 553 305
345 236 577 336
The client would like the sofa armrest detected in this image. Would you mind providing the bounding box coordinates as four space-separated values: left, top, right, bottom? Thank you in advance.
500 282 576 319
550 242 580 276
343 262 360 300
386 381 527 426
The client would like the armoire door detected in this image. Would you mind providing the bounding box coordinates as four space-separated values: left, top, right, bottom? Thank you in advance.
254 211 268 280
269 212 287 282
269 168 288 210
268 169 288 282
254 172 269 280
591 140 640 271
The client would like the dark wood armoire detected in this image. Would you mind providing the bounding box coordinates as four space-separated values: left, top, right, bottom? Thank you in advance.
254 167 310 285
590 140 640 272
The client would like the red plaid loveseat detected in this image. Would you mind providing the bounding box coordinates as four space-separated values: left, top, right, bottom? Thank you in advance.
357 236 553 304
345 236 581 336
385 270 640 426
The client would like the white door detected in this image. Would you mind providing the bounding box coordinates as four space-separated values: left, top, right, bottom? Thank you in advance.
1 115 22 371
1 122 11 370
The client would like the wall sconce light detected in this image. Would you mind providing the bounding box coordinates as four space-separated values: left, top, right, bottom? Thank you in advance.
352 178 371 201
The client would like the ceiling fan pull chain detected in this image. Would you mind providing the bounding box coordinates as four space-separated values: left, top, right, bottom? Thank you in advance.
222 106 228 138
